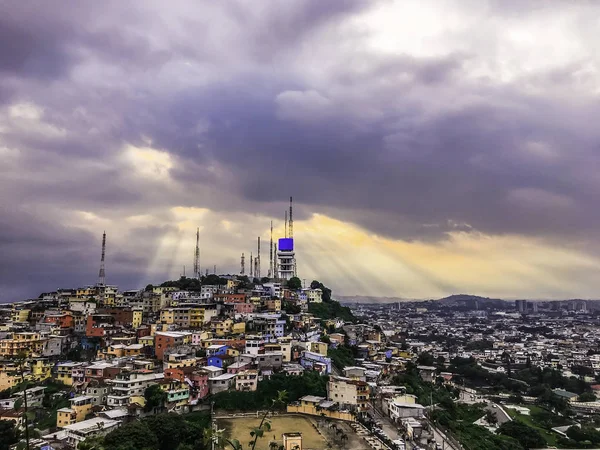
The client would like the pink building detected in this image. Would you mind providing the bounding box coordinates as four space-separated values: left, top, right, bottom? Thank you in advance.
234 303 255 314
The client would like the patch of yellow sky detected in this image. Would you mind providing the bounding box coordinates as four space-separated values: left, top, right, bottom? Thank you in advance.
72 144 600 298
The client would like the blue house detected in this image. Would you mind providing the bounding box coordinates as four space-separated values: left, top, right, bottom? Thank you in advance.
207 354 234 369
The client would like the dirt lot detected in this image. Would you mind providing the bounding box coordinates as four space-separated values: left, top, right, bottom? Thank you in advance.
218 415 327 450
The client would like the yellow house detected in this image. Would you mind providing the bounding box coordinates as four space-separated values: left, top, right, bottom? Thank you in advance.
308 341 328 356
232 322 246 335
287 396 354 421
213 319 233 337
55 362 84 386
76 287 95 298
264 299 281 312
166 354 197 369
139 336 154 347
0 366 20 391
11 308 31 323
57 396 93 427
160 309 175 325
57 408 77 427
132 310 143 328
0 332 46 357
71 396 93 421
226 348 240 358
189 307 206 328
31 359 53 382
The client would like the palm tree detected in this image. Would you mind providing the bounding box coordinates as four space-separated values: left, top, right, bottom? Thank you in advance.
249 390 288 450
203 427 242 450
340 433 348 448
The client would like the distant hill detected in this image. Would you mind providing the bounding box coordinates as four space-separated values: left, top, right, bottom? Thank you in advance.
338 293 512 306
436 294 509 309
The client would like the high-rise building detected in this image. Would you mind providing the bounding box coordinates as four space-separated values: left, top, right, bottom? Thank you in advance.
277 238 296 280
515 299 527 313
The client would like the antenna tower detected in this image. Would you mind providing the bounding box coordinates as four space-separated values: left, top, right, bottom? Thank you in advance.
194 227 200 279
257 236 261 279
288 196 293 239
213 264 216 274
250 253 253 278
284 210 288 239
241 253 245 275
98 231 106 286
269 221 273 278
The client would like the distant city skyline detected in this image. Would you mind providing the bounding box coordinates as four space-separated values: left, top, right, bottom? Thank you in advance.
2 1 600 301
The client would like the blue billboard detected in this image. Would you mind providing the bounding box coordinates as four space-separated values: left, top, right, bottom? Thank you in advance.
278 238 294 251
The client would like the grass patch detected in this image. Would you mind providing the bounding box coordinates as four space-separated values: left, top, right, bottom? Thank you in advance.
505 406 559 447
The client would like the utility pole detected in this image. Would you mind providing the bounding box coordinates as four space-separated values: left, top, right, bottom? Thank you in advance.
17 356 30 450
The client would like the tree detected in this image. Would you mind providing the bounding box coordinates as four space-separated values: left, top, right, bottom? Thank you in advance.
144 414 191 450
145 284 154 292
78 435 106 450
416 352 435 367
0 420 19 450
249 390 288 450
144 384 167 412
498 420 546 449
203 427 242 450
261 277 270 284
287 277 302 290
103 421 159 450
578 391 596 402
484 410 497 426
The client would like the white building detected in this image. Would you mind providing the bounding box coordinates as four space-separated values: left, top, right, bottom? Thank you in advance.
106 372 164 406
302 288 323 303
62 417 120 448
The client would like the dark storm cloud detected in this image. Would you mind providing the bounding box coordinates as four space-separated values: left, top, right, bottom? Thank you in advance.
2 0 600 299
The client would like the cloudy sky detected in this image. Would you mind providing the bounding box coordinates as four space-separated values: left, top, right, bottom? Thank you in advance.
2 0 600 301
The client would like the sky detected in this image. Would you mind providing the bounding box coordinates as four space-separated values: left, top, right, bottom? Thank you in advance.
2 0 600 301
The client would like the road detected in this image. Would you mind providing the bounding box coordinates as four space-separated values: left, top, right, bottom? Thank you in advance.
429 422 461 450
371 404 416 449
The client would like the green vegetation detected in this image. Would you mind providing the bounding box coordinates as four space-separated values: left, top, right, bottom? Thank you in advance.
505 405 562 447
431 403 522 450
391 363 458 406
88 412 211 450
0 420 19 450
497 420 546 449
213 372 327 411
144 384 167 412
160 274 228 291
309 280 332 302
328 345 356 371
562 425 600 448
308 301 355 322
286 277 302 290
